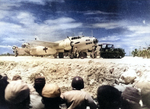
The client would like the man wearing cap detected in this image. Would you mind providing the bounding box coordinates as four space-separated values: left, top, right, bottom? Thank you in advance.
61 76 97 109
135 81 150 109
121 87 141 109
5 80 30 109
12 74 22 81
34 75 46 96
0 74 9 109
97 85 121 109
41 83 63 109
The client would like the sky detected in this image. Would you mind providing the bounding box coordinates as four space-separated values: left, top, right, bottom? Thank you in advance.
0 0 150 55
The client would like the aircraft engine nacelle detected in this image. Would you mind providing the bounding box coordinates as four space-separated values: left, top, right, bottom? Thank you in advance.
21 43 30 48
58 38 71 50
12 45 18 50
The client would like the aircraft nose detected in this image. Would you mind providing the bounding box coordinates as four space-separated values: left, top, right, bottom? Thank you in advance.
93 38 98 44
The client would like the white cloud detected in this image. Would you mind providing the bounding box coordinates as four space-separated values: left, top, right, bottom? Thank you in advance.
0 9 82 43
92 22 120 29
15 12 36 25
99 36 120 42
0 45 12 48
84 11 115 15
0 0 64 6
127 25 150 34
45 17 75 24
0 22 23 36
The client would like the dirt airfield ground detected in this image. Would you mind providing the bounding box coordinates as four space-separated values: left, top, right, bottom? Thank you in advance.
1 56 150 98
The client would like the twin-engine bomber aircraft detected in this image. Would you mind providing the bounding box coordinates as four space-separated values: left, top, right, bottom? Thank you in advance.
12 35 98 59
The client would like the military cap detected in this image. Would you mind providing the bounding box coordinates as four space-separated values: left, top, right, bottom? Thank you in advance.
42 83 61 98
5 80 30 104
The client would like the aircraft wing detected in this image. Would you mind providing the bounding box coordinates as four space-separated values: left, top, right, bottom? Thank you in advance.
29 40 59 48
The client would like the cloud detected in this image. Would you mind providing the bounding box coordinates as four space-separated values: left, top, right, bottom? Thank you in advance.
84 11 115 15
43 17 82 31
0 0 64 6
92 22 120 29
15 12 35 25
0 9 82 43
0 22 23 37
127 25 150 34
0 10 8 19
0 45 12 48
45 17 75 24
99 35 120 42
0 2 20 10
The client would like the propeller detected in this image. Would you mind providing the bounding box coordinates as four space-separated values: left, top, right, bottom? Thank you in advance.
93 39 98 45
67 36 74 53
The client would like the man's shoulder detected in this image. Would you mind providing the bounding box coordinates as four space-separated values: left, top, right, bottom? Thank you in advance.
61 90 88 97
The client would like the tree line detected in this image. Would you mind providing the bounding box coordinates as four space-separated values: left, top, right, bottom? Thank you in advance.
131 46 150 58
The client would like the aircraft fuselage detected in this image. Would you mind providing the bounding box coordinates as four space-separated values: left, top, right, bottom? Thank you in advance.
13 35 98 58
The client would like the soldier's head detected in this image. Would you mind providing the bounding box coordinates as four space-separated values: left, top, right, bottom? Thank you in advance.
34 75 46 96
71 76 84 90
12 74 22 81
97 85 121 109
0 74 9 104
135 81 150 108
121 87 141 109
5 81 30 109
42 83 62 109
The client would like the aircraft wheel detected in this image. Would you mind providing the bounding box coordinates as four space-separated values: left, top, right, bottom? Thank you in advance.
79 52 87 59
53 54 57 58
90 52 96 58
94 52 97 58
59 52 64 58
70 54 74 59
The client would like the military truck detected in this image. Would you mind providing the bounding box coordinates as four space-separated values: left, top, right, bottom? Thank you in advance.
98 43 125 58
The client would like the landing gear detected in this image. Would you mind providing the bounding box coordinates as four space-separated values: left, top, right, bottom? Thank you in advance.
59 52 64 58
70 54 74 59
14 50 18 57
53 53 64 58
90 51 97 58
69 52 87 59
90 45 97 58
53 54 57 58
79 52 87 59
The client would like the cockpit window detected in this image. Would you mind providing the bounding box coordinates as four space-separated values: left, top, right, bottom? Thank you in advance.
71 36 81 40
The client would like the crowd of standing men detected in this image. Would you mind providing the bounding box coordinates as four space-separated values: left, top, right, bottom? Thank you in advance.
0 73 150 109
